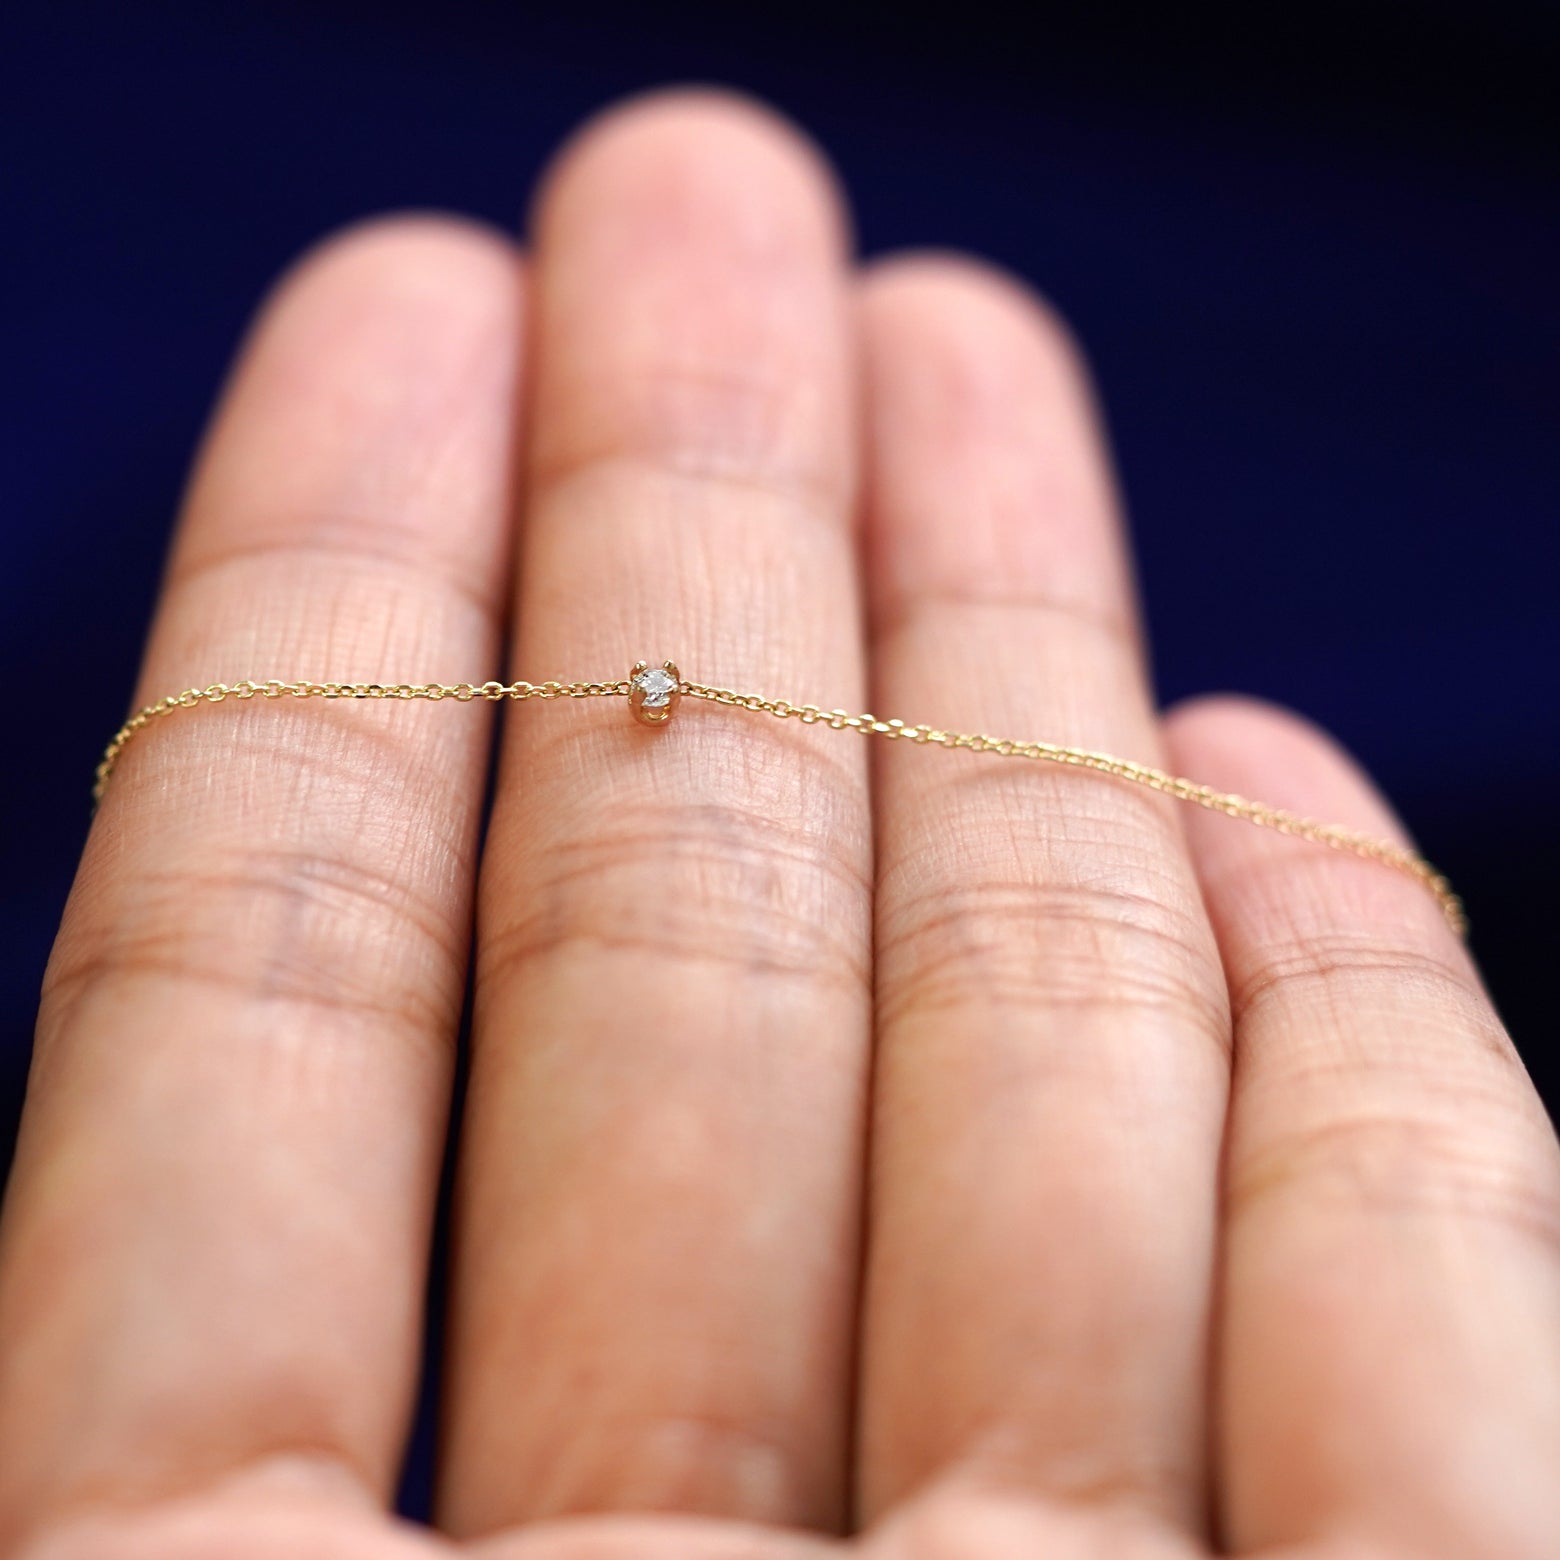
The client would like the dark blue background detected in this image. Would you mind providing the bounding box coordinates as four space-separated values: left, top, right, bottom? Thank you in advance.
3 0 1557 1514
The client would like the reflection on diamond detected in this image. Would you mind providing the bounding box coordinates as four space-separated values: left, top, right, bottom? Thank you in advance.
632 666 677 707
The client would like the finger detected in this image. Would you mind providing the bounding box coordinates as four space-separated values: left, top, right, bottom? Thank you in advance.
0 219 522 1548
1163 696 1560 1558
441 95 872 1536
856 258 1230 1534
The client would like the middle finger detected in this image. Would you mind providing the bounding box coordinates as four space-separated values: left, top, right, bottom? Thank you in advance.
442 94 872 1538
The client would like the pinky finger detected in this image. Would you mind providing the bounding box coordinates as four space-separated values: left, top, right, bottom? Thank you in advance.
1163 695 1560 1560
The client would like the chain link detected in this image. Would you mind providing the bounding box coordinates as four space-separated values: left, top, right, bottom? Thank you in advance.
93 671 1466 936
676 679 1466 935
92 678 630 802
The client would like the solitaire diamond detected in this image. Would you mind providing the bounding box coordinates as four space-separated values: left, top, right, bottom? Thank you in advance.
632 666 677 707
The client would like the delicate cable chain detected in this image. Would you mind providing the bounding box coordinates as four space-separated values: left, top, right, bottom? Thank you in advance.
92 678 629 802
93 672 1466 937
680 679 1465 935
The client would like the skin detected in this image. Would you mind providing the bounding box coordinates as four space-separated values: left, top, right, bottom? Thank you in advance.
0 88 1556 1560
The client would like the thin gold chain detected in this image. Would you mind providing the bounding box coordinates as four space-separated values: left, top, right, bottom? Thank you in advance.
92 672 1467 937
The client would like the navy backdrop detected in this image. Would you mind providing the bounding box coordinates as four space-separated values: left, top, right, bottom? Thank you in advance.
2 0 1556 1512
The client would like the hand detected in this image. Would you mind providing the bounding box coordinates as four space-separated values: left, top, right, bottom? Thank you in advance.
2 90 1555 1560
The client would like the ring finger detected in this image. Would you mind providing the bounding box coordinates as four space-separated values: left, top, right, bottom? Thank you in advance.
856 258 1230 1539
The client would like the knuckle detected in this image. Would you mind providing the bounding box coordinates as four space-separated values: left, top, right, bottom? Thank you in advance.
1230 1105 1560 1259
878 796 1226 1055
113 686 462 820
166 504 495 624
529 359 844 517
483 794 871 994
1215 922 1560 1261
483 715 872 997
880 876 1226 1057
874 588 1140 671
1236 930 1465 1009
1233 930 1519 1074
42 834 467 1047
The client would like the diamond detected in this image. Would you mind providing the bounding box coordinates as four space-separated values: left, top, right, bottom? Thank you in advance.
631 665 677 708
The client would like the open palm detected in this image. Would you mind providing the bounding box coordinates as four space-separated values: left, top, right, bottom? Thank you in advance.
3 91 1555 1560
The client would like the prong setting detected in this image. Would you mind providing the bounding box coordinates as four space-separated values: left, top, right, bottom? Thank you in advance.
629 659 681 726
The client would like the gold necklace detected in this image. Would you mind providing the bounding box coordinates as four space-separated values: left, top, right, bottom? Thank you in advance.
92 658 1466 937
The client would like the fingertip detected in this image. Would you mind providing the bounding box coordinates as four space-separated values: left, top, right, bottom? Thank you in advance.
861 249 1090 386
255 212 524 337
529 86 852 260
176 208 526 612
1163 692 1415 852
855 245 1129 646
855 247 1106 482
